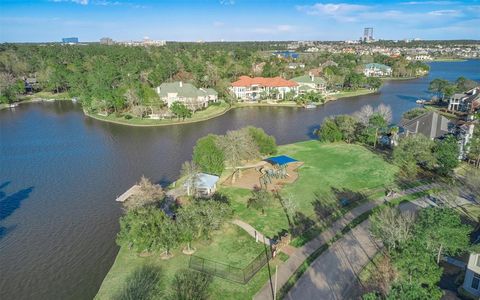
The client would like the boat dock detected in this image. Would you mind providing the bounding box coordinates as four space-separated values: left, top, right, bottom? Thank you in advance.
115 185 140 202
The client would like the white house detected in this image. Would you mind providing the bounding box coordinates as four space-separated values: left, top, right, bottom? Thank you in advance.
364 63 393 77
230 76 298 101
462 253 480 298
291 74 327 94
448 87 480 115
155 81 218 110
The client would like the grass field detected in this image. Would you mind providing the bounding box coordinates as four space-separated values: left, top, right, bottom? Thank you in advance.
87 101 231 127
95 223 281 300
222 141 398 238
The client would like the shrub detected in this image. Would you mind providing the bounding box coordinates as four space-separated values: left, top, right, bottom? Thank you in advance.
192 134 225 175
247 126 277 155
171 269 212 300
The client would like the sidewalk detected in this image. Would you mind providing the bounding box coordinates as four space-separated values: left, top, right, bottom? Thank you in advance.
232 219 272 245
253 183 437 300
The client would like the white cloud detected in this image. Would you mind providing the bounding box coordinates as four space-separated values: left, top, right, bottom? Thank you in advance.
247 25 297 35
402 1 457 5
296 3 368 22
219 0 235 5
428 9 462 16
213 21 224 27
52 0 89 5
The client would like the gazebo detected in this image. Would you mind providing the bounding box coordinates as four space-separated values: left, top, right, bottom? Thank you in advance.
265 155 298 166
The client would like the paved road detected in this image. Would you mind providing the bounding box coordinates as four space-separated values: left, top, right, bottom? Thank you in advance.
285 199 428 300
253 183 437 300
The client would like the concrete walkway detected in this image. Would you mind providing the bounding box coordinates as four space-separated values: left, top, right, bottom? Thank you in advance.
232 219 272 245
253 183 438 300
286 198 428 300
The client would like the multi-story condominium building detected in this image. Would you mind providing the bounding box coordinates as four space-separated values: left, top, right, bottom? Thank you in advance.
155 81 218 110
230 76 298 101
363 63 392 77
291 74 327 94
448 87 480 116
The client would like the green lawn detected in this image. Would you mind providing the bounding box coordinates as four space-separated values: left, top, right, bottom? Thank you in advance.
88 101 230 127
95 223 278 300
222 141 398 238
327 88 376 100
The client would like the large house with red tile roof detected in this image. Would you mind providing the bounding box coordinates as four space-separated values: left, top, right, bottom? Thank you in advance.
230 76 298 101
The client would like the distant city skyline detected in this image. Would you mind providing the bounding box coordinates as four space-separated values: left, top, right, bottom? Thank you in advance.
1 0 479 42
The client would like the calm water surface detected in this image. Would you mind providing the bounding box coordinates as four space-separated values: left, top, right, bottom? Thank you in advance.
1 60 479 300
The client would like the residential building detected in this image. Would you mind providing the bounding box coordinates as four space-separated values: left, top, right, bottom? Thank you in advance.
155 81 218 110
364 63 393 77
230 76 298 101
462 253 480 298
100 37 114 45
291 74 327 94
448 87 480 116
62 37 78 44
363 27 374 43
288 63 305 69
400 111 452 140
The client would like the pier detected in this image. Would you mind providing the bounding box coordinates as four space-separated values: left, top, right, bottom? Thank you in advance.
115 185 140 202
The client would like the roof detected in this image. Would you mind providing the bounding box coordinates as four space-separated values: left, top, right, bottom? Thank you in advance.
400 111 451 139
203 88 218 96
231 76 298 88
184 173 219 189
265 155 298 166
364 63 392 71
292 75 326 85
157 82 212 98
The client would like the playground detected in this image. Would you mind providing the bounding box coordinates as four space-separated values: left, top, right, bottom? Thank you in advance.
222 155 303 190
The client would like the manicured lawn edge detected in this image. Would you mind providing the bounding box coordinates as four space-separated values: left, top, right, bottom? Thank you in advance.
277 189 433 298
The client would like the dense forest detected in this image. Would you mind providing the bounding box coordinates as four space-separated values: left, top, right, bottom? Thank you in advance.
0 42 428 116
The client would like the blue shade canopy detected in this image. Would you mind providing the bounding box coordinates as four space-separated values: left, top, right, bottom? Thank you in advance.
265 155 298 166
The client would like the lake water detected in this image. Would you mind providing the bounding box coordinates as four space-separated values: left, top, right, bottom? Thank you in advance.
1 60 479 300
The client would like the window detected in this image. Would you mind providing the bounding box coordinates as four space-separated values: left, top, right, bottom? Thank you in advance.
472 273 480 290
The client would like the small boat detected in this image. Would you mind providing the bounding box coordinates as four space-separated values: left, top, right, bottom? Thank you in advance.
71 97 78 103
305 103 317 109
416 99 426 104
8 103 19 108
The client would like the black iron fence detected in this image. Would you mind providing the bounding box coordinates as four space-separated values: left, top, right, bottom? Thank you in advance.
189 246 273 284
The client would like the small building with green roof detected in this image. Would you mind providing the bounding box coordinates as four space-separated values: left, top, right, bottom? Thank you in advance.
291 74 327 94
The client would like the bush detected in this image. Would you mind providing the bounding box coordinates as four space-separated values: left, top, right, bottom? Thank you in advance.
124 114 133 120
247 126 277 155
402 108 426 120
317 118 342 142
115 265 163 300
171 269 212 300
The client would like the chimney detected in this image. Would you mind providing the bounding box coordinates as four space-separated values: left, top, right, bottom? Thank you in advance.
179 81 183 87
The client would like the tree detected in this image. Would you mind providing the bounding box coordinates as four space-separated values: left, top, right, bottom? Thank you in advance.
387 281 442 300
115 265 163 300
181 161 200 196
116 207 179 255
366 77 382 90
216 128 260 168
434 135 459 176
247 126 277 155
247 186 271 215
369 206 415 251
123 176 165 211
177 205 200 253
192 134 225 176
393 134 436 178
172 269 212 300
415 207 471 264
428 78 449 101
334 115 358 143
354 105 374 125
317 118 342 142
170 101 192 120
368 113 388 148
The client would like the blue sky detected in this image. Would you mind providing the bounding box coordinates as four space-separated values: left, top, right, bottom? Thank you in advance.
0 0 479 42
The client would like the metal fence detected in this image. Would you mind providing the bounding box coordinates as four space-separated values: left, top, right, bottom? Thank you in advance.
188 246 273 284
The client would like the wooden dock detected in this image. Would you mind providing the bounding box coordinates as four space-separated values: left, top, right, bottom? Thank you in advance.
115 185 140 202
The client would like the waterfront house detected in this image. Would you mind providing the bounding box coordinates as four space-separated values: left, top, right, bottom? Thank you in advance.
230 76 298 101
291 74 327 94
448 87 480 116
363 63 392 77
155 81 218 110
462 253 480 298
399 111 452 140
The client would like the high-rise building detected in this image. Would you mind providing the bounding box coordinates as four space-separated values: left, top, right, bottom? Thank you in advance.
363 27 374 43
100 37 114 45
62 37 78 44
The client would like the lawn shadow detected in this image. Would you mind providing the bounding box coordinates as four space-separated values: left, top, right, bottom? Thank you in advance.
0 186 35 221
307 124 320 139
114 264 164 300
290 212 315 237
